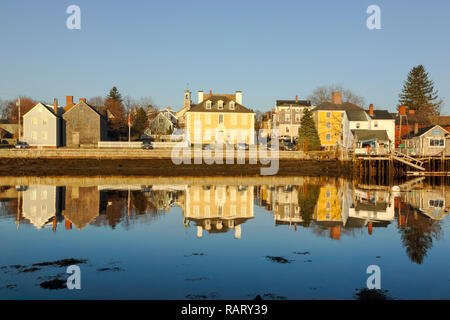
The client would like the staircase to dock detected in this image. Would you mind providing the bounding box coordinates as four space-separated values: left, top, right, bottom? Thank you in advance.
392 151 425 171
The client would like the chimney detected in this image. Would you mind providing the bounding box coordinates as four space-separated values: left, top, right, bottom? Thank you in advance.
330 226 341 240
209 89 212 96
198 90 204 103
79 98 86 103
54 98 58 114
414 122 419 134
295 95 298 103
236 91 242 105
399 105 406 115
66 96 74 107
331 92 342 105
369 104 374 116
408 109 415 115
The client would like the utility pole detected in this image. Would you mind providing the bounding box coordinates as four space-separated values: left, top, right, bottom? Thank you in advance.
128 112 131 147
16 97 21 141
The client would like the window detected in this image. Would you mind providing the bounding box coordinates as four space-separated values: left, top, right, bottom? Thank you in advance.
326 190 331 198
242 114 247 125
326 122 331 129
219 114 224 124
356 123 360 129
374 121 378 128
229 102 235 110
285 114 290 122
231 114 237 125
204 190 210 202
218 205 223 217
430 139 444 147
326 133 331 141
218 100 223 110
32 118 37 125
295 114 300 122
206 114 211 125
42 118 47 126
286 126 289 133
204 206 210 217
206 101 212 109
326 112 331 118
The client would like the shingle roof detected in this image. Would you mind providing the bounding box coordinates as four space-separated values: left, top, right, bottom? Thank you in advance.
428 116 450 126
366 109 394 120
351 129 390 141
402 125 449 139
346 110 368 121
314 101 363 111
189 95 254 113
276 100 312 107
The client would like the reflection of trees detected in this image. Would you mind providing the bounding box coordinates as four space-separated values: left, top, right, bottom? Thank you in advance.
398 207 442 264
297 184 320 227
131 191 148 215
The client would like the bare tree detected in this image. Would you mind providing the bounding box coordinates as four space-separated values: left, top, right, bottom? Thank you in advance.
87 96 105 107
308 85 366 106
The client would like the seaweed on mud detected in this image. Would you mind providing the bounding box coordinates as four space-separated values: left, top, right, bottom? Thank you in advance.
293 251 310 255
354 288 392 300
32 258 87 267
184 253 207 257
185 277 209 281
96 267 123 272
186 292 217 299
39 279 67 290
262 293 287 300
265 256 293 264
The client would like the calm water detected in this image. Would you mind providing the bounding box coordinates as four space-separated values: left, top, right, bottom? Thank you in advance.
1 176 450 300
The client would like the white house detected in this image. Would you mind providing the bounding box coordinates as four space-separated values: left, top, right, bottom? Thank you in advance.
366 104 395 149
23 101 64 148
342 109 370 148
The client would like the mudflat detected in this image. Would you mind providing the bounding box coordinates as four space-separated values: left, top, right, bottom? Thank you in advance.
0 158 352 177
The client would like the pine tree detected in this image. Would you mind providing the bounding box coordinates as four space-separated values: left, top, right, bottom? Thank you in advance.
297 108 321 151
131 107 148 138
399 65 441 115
106 86 123 103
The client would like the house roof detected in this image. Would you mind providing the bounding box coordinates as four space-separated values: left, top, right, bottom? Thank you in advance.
402 125 449 139
188 95 254 113
366 109 394 120
63 101 103 118
276 100 312 107
428 116 450 126
346 110 368 122
314 101 363 111
351 129 390 141
23 103 63 118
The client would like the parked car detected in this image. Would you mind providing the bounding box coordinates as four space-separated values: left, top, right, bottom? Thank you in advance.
15 142 29 149
142 141 153 150
281 141 296 151
236 143 249 150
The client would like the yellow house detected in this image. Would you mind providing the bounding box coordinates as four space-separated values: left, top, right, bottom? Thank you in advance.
185 90 255 145
183 185 254 239
313 92 364 150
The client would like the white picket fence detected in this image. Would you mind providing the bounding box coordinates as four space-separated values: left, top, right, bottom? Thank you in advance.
98 141 143 148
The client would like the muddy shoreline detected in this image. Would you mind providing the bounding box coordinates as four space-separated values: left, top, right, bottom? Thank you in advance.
0 158 353 177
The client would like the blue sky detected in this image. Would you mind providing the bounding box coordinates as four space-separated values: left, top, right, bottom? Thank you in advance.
0 0 449 113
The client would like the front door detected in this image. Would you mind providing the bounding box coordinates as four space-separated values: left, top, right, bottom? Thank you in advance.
72 132 80 145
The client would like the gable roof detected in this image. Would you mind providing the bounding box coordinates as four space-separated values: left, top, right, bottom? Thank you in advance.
62 101 103 118
314 101 363 111
23 102 62 118
346 110 368 122
402 125 450 139
188 95 254 113
276 100 312 107
351 129 390 142
428 115 450 126
366 109 394 120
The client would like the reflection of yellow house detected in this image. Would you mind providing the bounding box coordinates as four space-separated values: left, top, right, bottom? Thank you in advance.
314 185 341 222
183 185 254 238
313 92 364 150
185 90 255 145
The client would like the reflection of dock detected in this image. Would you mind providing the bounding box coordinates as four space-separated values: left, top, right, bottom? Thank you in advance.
97 185 142 191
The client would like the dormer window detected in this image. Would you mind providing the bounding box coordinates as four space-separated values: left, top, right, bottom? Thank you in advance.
206 100 212 109
218 100 224 110
229 102 235 110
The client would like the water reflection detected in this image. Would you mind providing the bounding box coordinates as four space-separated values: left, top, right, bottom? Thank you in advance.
0 177 448 265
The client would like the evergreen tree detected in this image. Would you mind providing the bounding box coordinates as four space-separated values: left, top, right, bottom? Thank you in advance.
106 86 123 103
297 184 320 227
297 108 321 151
131 107 148 138
399 65 442 115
